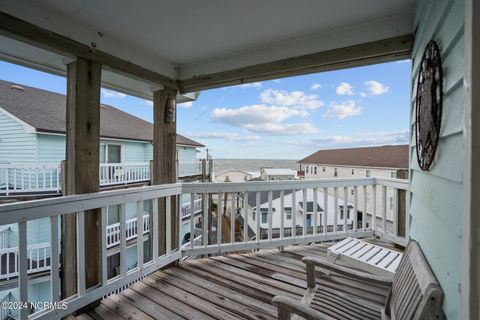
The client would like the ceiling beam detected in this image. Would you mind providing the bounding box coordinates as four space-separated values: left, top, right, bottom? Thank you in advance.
179 34 413 93
0 12 179 90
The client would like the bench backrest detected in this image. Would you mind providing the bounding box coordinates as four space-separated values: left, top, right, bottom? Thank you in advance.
387 241 444 319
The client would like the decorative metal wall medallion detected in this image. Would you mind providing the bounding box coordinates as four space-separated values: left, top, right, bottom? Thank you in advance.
165 98 176 123
415 40 443 171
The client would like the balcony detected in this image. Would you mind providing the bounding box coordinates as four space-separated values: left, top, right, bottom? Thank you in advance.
0 161 209 196
0 177 408 319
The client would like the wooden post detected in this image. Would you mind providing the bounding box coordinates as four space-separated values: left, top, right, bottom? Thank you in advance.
62 57 101 299
396 169 408 237
152 88 178 256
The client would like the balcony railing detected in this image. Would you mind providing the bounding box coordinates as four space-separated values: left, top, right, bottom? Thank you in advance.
0 242 51 280
0 177 407 319
106 214 150 248
0 160 208 196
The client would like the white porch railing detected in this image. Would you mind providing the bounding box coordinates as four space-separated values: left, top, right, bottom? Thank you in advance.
180 198 202 218
0 242 51 280
0 163 61 196
178 161 203 177
0 177 407 319
99 163 150 186
106 214 150 248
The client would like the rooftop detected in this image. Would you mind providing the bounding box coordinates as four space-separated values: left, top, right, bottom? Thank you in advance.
262 168 297 175
298 145 409 169
0 80 205 147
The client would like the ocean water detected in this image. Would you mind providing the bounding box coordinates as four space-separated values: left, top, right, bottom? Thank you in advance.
213 159 299 173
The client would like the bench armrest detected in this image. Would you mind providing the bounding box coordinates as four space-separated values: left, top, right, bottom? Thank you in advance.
272 296 336 320
302 256 393 287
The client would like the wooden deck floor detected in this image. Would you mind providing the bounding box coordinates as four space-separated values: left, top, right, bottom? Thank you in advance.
75 242 395 320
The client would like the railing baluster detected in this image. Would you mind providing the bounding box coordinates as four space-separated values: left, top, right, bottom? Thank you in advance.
120 204 127 276
372 185 377 231
50 215 60 302
292 190 296 238
353 186 358 232
393 188 399 237
313 188 318 235
231 193 235 244
256 192 261 242
203 193 208 247
362 185 367 231
302 189 307 237
217 192 223 247
382 186 387 234
343 186 348 233
280 190 285 239
152 199 159 262
166 196 172 254
18 221 28 320
243 192 248 243
323 187 328 234
101 208 108 285
137 201 144 268
190 194 195 249
76 211 86 297
333 187 338 233
268 191 273 241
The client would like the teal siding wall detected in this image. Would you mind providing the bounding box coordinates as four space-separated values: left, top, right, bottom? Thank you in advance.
0 109 37 163
144 144 199 163
124 141 148 162
409 0 464 318
37 134 65 163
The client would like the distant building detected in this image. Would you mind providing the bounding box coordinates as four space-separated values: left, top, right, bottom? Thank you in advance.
298 145 409 227
260 168 297 181
214 170 260 182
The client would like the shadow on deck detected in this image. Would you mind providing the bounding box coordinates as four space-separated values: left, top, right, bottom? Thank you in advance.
75 242 399 320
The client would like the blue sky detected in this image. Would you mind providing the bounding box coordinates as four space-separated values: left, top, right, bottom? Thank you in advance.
0 60 411 159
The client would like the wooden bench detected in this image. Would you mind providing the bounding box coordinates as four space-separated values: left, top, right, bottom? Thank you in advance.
272 241 444 320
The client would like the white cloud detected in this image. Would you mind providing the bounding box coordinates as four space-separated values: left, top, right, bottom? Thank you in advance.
310 83 322 91
360 92 368 97
336 82 354 96
102 89 127 99
324 100 362 119
239 82 263 88
365 80 389 95
191 131 260 142
260 89 324 110
178 101 193 108
212 104 307 126
243 122 318 135
310 130 409 148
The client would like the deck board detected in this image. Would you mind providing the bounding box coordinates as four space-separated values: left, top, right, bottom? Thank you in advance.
75 242 395 320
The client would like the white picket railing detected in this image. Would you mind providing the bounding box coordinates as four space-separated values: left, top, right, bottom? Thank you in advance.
0 163 61 196
99 163 150 186
106 214 150 248
0 242 52 280
178 161 203 177
0 177 407 319
180 197 203 218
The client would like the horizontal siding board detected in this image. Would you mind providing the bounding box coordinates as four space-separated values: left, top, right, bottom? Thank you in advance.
37 134 66 163
0 110 37 163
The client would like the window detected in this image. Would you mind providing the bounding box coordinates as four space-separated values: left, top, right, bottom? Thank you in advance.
100 143 122 163
334 168 338 177
244 176 248 181
366 169 371 177
351 189 355 196
306 166 309 173
285 208 292 220
391 172 396 178
322 167 326 172
314 167 317 175
261 212 268 224
351 169 355 175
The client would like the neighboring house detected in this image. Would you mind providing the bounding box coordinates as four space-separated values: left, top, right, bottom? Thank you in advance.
0 81 206 305
298 145 409 227
260 168 297 181
214 170 260 183
242 188 354 239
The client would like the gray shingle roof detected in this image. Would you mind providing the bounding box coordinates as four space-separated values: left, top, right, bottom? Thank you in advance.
298 145 408 169
0 80 204 147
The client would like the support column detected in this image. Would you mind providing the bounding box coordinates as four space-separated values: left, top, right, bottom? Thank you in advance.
62 57 101 298
152 88 178 256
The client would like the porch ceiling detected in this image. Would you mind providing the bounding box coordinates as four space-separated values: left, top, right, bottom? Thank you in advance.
0 0 415 97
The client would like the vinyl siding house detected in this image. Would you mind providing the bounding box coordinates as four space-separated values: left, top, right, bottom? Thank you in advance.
0 81 206 308
299 145 409 230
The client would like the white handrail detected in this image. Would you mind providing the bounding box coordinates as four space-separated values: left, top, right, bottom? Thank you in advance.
0 178 407 319
106 214 150 248
0 163 61 196
0 242 52 280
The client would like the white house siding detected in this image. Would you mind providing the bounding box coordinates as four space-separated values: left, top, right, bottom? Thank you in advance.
302 164 400 225
37 134 65 163
123 141 148 162
0 109 37 163
409 0 464 318
177 146 197 163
